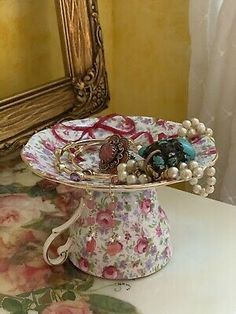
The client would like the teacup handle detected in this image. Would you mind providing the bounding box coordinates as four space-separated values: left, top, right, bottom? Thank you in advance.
43 198 84 266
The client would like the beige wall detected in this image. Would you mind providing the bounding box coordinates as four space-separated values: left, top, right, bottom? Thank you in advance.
0 0 64 99
99 0 190 122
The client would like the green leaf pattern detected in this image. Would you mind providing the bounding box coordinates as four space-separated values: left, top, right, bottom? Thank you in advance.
0 279 139 313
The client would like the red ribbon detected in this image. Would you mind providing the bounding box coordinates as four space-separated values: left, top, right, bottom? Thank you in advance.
51 114 136 143
130 131 154 144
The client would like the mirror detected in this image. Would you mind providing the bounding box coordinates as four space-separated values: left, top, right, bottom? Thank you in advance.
0 0 65 100
0 0 109 156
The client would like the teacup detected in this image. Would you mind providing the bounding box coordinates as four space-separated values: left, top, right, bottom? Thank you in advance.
43 187 171 280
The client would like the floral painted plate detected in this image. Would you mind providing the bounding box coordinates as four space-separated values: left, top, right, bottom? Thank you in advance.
21 115 217 191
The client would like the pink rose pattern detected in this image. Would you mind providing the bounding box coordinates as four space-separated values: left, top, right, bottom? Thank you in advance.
42 299 93 314
86 238 96 254
0 191 70 295
69 188 171 280
0 194 41 228
107 241 123 256
0 117 204 312
0 116 216 312
20 115 216 284
0 174 140 313
96 210 115 229
79 258 89 272
140 199 152 214
5 157 172 282
0 178 90 297
21 116 217 189
102 266 119 279
134 237 149 254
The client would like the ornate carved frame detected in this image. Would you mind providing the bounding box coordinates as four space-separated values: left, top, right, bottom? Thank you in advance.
0 0 109 156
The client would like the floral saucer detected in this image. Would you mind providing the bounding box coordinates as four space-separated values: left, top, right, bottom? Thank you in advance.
21 115 217 191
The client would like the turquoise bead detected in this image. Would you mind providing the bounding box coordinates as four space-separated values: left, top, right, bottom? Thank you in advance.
138 146 147 157
177 138 196 161
153 155 165 169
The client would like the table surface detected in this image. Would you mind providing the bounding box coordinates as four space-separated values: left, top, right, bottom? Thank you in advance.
0 160 235 314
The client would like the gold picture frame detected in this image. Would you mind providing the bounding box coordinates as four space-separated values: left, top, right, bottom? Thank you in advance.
0 0 109 157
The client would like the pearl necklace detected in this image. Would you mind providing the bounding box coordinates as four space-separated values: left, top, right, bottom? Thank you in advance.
166 118 216 197
117 118 216 197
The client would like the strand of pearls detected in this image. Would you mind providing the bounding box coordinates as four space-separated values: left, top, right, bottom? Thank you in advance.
178 118 213 139
117 160 151 185
165 162 216 197
165 118 216 197
117 118 216 197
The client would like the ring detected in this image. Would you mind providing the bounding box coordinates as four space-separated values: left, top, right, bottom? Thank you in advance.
99 134 133 174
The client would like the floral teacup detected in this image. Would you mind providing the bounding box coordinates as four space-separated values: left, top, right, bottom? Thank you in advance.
21 116 217 280
43 187 171 280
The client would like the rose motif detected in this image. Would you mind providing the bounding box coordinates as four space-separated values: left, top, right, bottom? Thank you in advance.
0 209 20 227
42 140 56 152
102 266 119 279
86 238 96 254
140 199 152 214
0 228 64 294
107 241 123 256
134 237 149 254
5 259 55 293
164 246 172 259
42 299 93 314
158 206 167 220
155 226 162 237
79 258 89 272
96 210 115 229
0 194 42 228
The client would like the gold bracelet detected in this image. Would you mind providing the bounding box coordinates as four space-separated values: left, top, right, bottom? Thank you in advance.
54 135 140 184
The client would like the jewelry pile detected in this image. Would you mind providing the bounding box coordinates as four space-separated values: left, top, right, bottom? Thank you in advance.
54 118 217 197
